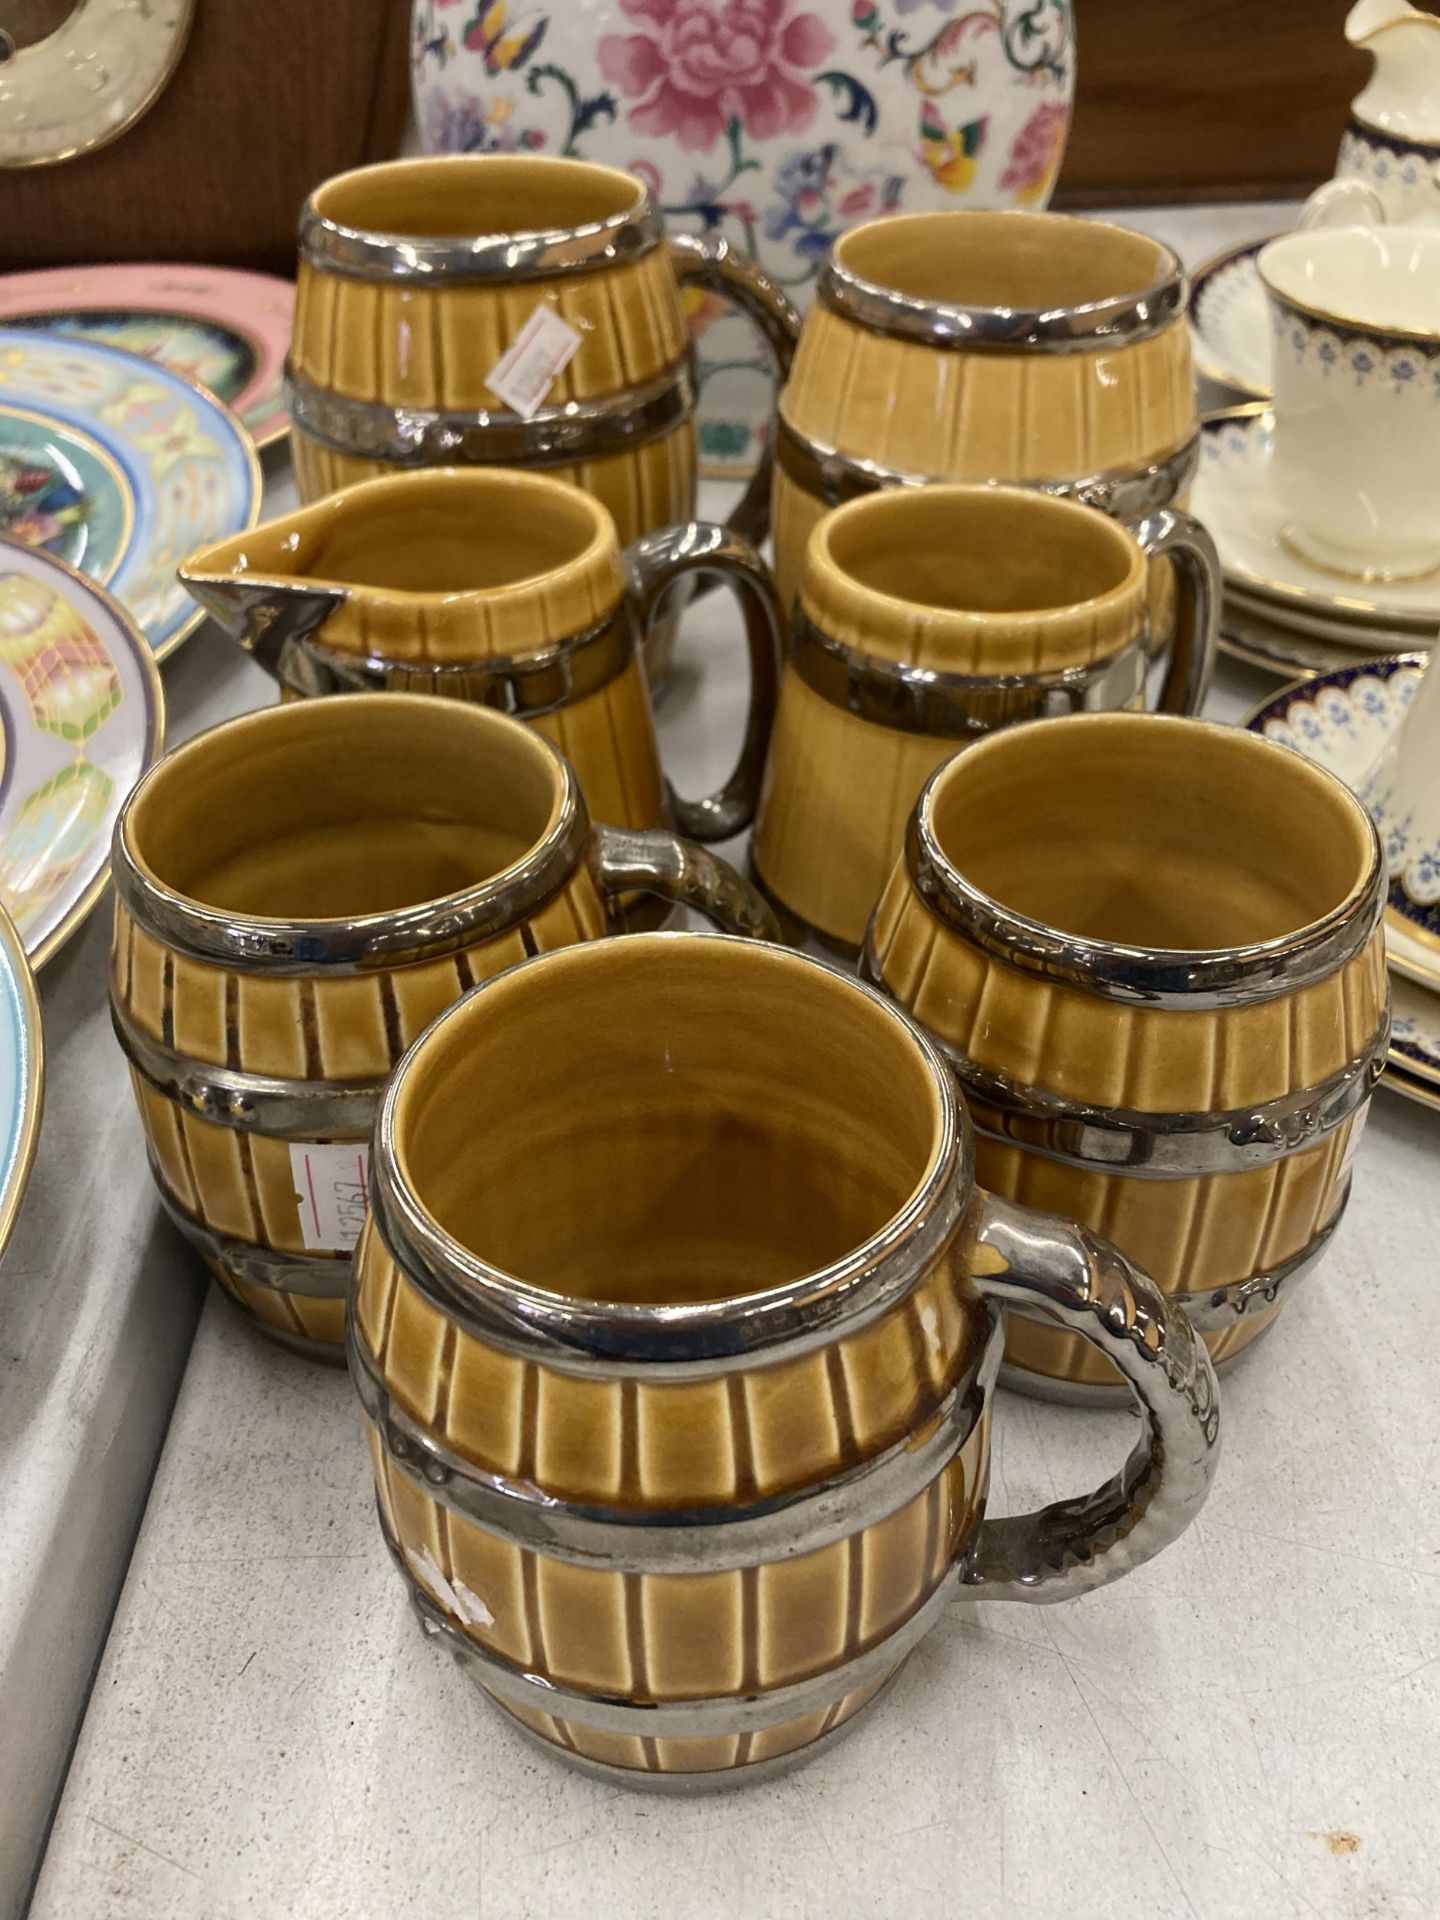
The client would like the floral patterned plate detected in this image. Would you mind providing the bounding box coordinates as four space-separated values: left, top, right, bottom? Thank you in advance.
0 537 164 969
1188 238 1271 401
0 330 261 659
1196 405 1440 636
0 264 295 450
0 898 42 1265
1243 652 1440 1005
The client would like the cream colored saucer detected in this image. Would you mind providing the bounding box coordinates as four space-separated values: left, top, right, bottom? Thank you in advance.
1196 406 1440 635
1221 594 1409 680
1189 239 1271 400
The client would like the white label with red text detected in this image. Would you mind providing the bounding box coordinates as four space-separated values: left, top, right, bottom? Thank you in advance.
485 304 582 420
290 1142 370 1253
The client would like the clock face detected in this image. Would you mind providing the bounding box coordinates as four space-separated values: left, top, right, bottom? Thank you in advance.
0 0 196 169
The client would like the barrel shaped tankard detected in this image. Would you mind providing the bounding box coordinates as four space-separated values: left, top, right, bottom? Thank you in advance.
772 209 1197 629
752 483 1218 953
110 697 776 1358
865 712 1388 1398
287 154 798 556
180 467 783 846
351 933 1219 1786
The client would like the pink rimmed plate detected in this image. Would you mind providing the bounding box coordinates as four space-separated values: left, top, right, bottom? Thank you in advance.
0 263 294 449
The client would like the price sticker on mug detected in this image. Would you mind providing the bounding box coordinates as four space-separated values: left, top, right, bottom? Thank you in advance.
485 303 583 420
290 1142 370 1253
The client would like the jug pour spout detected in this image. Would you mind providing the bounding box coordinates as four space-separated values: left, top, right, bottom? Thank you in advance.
177 558 347 687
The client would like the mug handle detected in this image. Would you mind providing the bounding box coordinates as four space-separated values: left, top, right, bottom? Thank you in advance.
588 822 780 941
1299 179 1387 229
1131 507 1221 716
623 522 784 843
958 1192 1221 1605
668 232 801 549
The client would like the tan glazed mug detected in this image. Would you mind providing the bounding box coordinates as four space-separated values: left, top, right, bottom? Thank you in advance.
752 484 1220 952
351 933 1220 1787
864 712 1388 1399
772 209 1198 634
180 467 783 846
109 697 777 1359
287 153 798 555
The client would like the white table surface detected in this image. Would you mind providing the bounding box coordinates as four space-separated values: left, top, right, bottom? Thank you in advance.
22 202 1440 1920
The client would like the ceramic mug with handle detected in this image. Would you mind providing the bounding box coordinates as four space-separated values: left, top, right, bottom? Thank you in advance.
752 483 1218 952
110 695 777 1358
286 152 798 680
865 711 1388 1400
352 931 1220 1786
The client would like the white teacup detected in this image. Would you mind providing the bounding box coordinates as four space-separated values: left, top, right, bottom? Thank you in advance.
1259 216 1440 580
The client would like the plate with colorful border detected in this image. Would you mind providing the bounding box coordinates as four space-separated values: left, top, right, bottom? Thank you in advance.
0 329 261 659
0 898 43 1265
0 263 294 450
0 536 165 968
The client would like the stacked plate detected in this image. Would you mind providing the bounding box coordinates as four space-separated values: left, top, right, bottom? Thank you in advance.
1189 241 1436 681
0 267 280 976
1246 655 1440 1114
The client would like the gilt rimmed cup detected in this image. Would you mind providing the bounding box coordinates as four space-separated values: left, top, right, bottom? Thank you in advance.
1259 219 1440 581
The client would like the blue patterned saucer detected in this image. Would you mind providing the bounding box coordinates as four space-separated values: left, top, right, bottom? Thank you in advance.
1244 654 1440 1113
1189 238 1271 400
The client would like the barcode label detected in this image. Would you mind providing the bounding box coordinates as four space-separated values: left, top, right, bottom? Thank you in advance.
290 1142 370 1253
485 303 582 419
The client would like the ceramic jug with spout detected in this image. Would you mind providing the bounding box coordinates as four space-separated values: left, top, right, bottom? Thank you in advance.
1337 0 1440 221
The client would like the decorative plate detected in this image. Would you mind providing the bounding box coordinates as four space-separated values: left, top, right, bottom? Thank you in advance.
0 536 164 967
1242 653 1440 996
0 264 295 449
0 896 42 1263
0 401 137 585
1188 238 1271 400
411 0 1076 476
1196 406 1440 636
0 330 261 658
0 0 195 169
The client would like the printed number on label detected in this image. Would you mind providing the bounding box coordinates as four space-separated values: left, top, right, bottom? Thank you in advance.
290 1142 370 1253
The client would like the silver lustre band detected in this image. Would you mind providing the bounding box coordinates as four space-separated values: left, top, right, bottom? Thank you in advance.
789 611 1147 738
283 359 696 469
775 413 1202 522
